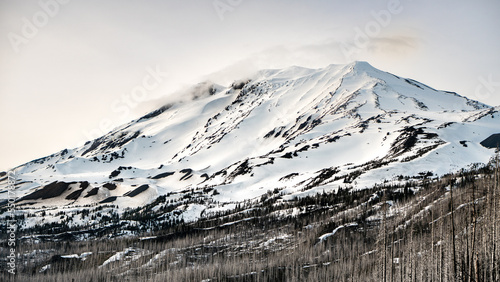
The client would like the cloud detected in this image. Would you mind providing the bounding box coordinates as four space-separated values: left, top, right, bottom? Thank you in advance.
366 35 419 56
1 0 499 172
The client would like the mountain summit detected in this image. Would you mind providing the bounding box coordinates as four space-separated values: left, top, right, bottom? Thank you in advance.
1 62 498 230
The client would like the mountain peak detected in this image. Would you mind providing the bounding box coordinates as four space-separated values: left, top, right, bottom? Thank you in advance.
348 60 374 70
1 63 498 232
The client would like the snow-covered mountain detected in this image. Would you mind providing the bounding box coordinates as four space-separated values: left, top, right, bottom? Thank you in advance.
1 61 499 232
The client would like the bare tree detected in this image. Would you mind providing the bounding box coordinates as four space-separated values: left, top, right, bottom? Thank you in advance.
469 183 477 282
450 179 458 280
430 208 435 282
493 151 499 281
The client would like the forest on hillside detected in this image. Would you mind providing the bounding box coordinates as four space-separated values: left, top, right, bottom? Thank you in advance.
2 154 499 282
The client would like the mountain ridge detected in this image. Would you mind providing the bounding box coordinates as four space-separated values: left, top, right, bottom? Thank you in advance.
1 61 498 233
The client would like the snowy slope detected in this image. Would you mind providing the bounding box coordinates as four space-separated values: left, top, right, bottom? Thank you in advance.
1 61 498 230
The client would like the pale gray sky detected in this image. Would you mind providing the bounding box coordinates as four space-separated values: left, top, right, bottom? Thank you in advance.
1 0 499 171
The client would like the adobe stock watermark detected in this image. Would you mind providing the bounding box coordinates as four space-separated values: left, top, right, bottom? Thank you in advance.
473 74 500 101
7 0 70 54
81 65 169 142
213 0 244 21
339 0 406 61
5 171 17 275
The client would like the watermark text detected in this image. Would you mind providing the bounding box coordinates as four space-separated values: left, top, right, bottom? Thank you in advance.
6 171 17 275
8 0 70 53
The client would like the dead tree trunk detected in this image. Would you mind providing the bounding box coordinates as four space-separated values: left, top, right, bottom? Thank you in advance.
450 179 458 280
493 152 499 281
470 183 477 282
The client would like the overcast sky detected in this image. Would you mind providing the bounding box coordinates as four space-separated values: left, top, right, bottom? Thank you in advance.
1 0 499 171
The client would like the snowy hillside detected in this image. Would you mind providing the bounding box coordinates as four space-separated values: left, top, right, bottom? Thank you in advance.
1 61 499 231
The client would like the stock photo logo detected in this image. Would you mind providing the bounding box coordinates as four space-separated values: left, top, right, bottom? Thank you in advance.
82 65 168 143
7 0 70 53
475 74 500 101
213 0 245 20
338 0 406 61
